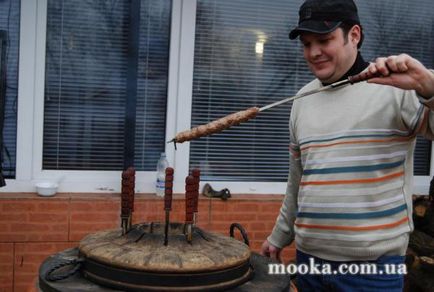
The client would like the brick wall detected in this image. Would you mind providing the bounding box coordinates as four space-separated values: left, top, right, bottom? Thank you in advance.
0 193 294 292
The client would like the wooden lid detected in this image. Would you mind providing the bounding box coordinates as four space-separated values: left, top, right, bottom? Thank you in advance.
78 222 251 273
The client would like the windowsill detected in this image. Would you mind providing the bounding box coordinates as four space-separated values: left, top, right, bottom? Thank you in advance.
0 192 285 201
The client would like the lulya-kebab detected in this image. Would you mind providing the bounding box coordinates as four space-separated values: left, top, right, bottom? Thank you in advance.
168 70 380 147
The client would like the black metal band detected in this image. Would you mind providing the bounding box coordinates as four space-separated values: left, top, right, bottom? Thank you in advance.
82 256 252 290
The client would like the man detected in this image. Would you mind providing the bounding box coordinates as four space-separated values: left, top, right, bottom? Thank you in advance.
261 0 434 291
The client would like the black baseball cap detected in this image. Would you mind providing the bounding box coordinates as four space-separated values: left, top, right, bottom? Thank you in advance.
289 0 360 40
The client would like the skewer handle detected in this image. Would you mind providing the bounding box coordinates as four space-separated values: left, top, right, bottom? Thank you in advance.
185 176 195 223
192 169 200 213
121 167 135 215
164 167 174 211
348 70 382 84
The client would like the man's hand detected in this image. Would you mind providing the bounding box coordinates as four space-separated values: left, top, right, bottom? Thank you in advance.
260 239 282 262
367 54 434 99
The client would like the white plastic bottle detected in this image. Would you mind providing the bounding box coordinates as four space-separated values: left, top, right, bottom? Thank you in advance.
155 152 169 197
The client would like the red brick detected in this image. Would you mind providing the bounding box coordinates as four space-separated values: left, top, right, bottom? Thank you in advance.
36 201 69 212
132 202 152 212
2 233 45 243
70 201 119 211
248 222 267 230
228 203 260 212
251 231 271 241
28 213 67 223
14 274 36 292
0 223 10 232
10 223 55 233
0 213 28 222
212 213 257 222
260 202 282 213
0 243 13 292
34 233 69 242
132 214 164 224
51 223 69 232
0 234 27 242
208 222 232 232
0 201 69 242
208 202 230 212
69 222 118 232
198 201 210 209
69 223 118 241
1 202 37 212
256 213 279 221
14 242 77 291
70 212 118 222
196 213 210 223
266 221 278 229
70 195 121 211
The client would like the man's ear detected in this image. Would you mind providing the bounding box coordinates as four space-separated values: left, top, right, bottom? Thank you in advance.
349 24 361 48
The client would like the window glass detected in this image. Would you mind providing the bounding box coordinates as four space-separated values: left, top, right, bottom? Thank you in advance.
191 0 304 181
43 0 171 170
0 0 20 179
190 0 433 181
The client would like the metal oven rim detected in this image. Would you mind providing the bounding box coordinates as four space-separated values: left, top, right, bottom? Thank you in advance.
82 255 253 291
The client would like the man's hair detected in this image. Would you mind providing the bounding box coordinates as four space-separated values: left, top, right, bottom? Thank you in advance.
340 22 364 49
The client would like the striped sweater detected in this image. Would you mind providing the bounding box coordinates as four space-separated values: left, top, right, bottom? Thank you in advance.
268 76 434 261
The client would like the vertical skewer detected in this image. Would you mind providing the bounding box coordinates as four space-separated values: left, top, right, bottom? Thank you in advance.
185 175 195 243
192 169 200 226
164 167 174 246
120 167 135 235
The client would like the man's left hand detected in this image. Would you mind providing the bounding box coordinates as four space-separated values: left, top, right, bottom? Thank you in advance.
367 54 434 99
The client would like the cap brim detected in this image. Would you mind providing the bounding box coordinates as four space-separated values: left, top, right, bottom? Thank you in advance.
289 20 342 39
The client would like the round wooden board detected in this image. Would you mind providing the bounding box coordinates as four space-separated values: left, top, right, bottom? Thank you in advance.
79 222 251 273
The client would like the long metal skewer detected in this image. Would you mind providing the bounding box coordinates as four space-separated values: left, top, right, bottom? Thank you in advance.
169 70 379 144
259 78 350 112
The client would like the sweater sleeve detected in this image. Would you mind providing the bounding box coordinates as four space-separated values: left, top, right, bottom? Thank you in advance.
267 117 302 249
401 97 434 140
406 69 434 139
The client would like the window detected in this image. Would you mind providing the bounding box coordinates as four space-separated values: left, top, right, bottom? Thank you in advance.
191 0 305 181
0 0 20 179
43 0 171 171
1 0 432 194
190 0 433 183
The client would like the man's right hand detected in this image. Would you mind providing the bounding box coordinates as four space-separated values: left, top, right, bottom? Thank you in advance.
260 239 282 262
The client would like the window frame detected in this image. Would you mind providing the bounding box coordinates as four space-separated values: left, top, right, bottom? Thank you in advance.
1 0 433 194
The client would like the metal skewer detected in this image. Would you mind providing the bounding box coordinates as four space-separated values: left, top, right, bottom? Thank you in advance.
169 70 380 144
259 78 350 112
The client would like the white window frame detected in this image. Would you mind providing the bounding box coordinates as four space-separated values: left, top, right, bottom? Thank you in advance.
1 0 433 194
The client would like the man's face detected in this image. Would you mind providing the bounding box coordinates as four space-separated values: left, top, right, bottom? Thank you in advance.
300 27 358 84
